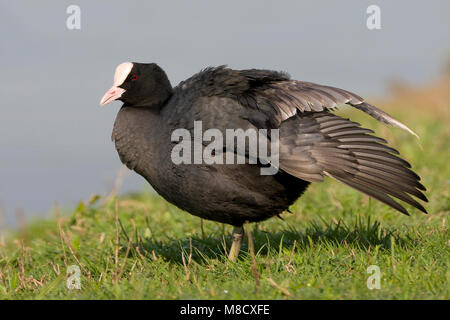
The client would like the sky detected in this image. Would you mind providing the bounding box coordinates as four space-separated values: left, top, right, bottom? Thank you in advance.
0 1 449 227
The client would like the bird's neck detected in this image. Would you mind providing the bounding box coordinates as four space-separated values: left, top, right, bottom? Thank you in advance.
112 106 166 175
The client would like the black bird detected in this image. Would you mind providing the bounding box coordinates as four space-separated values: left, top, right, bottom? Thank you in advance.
100 62 427 260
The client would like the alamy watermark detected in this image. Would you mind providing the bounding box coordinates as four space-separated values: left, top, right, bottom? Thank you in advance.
366 5 381 30
66 5 81 30
170 121 280 175
366 265 381 290
67 265 81 290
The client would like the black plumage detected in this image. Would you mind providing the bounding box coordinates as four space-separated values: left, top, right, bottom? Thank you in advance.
103 63 427 229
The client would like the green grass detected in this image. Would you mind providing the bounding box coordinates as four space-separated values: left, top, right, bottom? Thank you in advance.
0 105 448 300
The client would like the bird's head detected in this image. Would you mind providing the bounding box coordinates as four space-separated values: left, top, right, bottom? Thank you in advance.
100 62 172 107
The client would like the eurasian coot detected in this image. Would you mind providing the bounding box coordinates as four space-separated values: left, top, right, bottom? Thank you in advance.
100 62 427 260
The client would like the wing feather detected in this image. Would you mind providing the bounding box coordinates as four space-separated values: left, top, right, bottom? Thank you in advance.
248 79 417 136
279 112 427 215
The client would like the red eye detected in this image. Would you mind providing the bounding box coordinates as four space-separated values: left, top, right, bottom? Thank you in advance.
131 75 139 81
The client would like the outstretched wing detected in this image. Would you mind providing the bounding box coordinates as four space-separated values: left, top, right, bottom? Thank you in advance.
239 72 417 136
279 112 427 215
175 66 417 136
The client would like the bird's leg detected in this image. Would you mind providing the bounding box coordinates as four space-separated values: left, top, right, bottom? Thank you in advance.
228 226 244 262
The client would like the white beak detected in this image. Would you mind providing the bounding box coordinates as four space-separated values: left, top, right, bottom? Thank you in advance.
99 86 126 106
